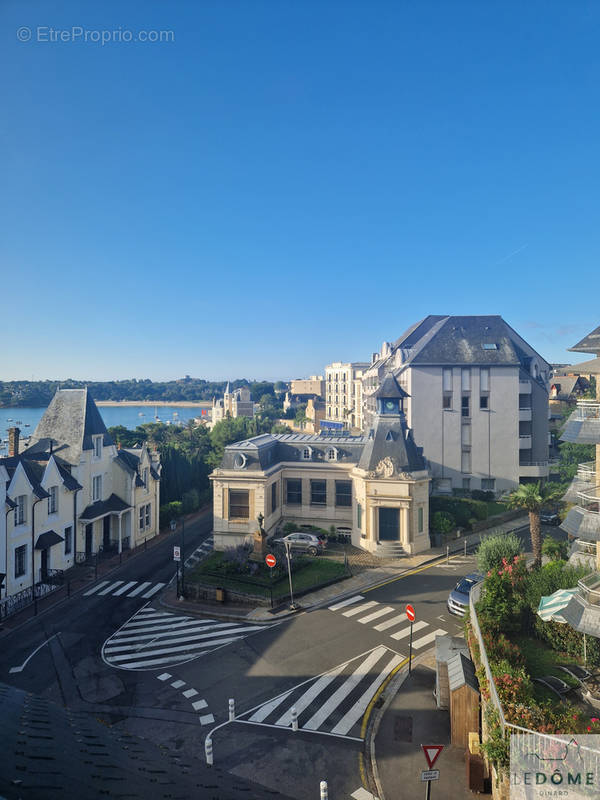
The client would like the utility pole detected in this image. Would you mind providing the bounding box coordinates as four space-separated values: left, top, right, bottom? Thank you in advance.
180 516 186 598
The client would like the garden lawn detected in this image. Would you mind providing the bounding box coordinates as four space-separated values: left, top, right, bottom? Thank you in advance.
486 501 508 517
514 635 581 703
187 552 349 599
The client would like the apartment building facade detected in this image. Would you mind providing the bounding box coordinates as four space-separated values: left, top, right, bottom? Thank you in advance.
325 361 370 431
362 316 551 495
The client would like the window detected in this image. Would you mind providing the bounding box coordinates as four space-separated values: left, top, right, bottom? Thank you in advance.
442 368 452 392
15 544 27 578
480 395 489 410
48 485 58 514
461 424 471 447
145 503 151 528
480 368 490 392
327 448 337 461
461 450 471 473
302 448 311 460
461 396 470 418
286 479 302 505
229 490 250 519
143 467 149 489
482 343 497 350
461 368 471 392
64 525 73 555
92 475 102 502
481 479 495 491
462 478 471 491
93 435 102 459
15 495 26 525
335 481 352 507
310 480 327 506
442 394 452 410
417 507 424 533
271 482 278 514
357 502 362 530
139 506 145 531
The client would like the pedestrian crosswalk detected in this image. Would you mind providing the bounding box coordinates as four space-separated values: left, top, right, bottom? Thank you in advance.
102 607 271 671
328 596 447 648
84 579 166 599
236 645 403 740
185 536 214 568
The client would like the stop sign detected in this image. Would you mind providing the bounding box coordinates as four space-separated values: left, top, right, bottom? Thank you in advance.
265 554 277 568
406 604 416 622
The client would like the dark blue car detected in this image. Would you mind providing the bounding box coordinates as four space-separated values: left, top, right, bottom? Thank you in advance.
447 573 483 617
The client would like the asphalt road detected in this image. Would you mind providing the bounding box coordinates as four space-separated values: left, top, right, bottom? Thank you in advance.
0 519 567 799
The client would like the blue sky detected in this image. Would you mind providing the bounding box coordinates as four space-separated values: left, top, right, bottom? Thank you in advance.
1 1 598 381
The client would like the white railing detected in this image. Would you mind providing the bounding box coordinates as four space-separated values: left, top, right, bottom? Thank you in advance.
573 539 597 556
577 571 600 606
519 460 548 467
578 461 597 481
576 484 600 513
573 400 600 420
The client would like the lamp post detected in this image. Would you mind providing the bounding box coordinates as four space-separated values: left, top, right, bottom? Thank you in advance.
284 539 296 611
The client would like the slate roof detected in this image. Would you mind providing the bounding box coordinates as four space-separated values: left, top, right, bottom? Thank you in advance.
374 374 409 399
549 376 584 399
357 413 425 473
219 432 368 471
0 452 82 493
448 652 479 693
560 507 600 540
79 493 131 522
387 315 549 369
26 388 113 465
569 325 600 355
559 357 600 375
561 592 600 638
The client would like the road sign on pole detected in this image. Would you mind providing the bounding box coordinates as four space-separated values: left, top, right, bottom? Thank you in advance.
173 546 181 561
406 604 416 673
421 770 439 782
421 745 444 769
265 554 276 568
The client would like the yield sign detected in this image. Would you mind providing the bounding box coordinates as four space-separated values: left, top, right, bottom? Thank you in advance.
422 745 444 769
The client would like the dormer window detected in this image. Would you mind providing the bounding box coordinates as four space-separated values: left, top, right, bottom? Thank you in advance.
302 447 312 460
233 453 247 469
93 435 102 459
326 448 337 461
482 343 497 350
48 486 58 514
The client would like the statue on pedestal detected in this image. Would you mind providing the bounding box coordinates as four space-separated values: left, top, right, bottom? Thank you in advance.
251 512 267 560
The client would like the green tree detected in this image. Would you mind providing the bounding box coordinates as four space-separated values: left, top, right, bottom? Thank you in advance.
505 482 563 567
477 532 522 573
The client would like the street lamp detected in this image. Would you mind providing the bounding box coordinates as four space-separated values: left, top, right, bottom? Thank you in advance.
284 539 297 611
170 516 186 599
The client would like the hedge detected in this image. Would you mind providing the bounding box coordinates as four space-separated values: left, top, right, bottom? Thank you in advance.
430 496 488 528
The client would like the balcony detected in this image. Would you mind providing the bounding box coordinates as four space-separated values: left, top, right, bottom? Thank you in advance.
519 380 532 393
558 571 600 637
518 434 532 449
519 407 532 422
561 485 600 541
518 460 549 478
578 461 597 482
577 572 600 607
561 400 600 444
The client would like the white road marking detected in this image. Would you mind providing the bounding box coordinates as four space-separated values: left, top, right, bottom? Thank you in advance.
342 601 378 618
9 633 60 674
199 714 215 725
141 582 166 598
157 673 171 681
358 606 395 624
113 581 137 596
171 680 186 689
373 614 407 632
390 620 428 640
127 581 152 597
351 788 377 800
412 629 447 649
249 691 294 723
83 581 109 596
183 688 198 698
98 581 124 595
328 595 365 611
303 646 387 731
107 636 243 661
192 699 208 711
275 662 347 727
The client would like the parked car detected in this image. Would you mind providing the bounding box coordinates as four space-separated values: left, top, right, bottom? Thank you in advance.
447 573 483 617
271 532 325 556
540 510 560 526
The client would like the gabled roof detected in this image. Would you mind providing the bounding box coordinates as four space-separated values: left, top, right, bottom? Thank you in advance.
26 388 113 465
357 414 425 473
374 374 409 400
79 493 131 522
569 325 600 355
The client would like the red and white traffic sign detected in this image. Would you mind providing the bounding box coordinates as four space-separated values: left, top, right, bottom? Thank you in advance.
265 554 277 568
173 546 181 562
422 745 444 769
405 604 416 622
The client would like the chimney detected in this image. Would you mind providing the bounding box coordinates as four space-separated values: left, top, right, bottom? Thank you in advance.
8 427 20 457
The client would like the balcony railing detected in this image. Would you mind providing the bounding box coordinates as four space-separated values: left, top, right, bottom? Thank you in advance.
578 461 597 481
519 460 548 467
573 400 600 421
573 539 597 557
575 485 600 513
519 380 532 393
577 572 600 606
519 434 532 449
519 408 532 422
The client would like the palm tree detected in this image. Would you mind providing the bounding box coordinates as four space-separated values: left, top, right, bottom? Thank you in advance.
506 482 563 567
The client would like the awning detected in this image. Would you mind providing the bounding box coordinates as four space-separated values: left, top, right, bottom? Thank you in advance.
537 588 578 623
35 530 64 550
79 493 131 523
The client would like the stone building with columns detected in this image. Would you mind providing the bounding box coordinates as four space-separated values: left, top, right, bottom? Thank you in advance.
0 389 160 603
210 375 431 558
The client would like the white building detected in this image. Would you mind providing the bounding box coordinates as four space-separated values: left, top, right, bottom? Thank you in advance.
1 389 160 604
362 316 550 495
211 383 254 426
324 361 370 431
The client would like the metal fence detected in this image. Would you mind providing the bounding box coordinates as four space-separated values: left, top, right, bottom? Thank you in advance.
0 579 61 620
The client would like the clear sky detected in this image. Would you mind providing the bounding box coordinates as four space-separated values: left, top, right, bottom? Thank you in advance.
1 1 598 381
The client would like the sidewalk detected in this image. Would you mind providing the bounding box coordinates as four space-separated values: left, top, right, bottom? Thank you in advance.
372 652 476 800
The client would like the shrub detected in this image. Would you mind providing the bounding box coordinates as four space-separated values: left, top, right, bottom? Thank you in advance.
477 556 528 632
491 659 534 705
430 496 487 528
525 560 589 613
222 543 253 573
472 489 495 502
431 511 454 535
182 488 200 514
541 537 568 561
159 501 183 530
283 522 296 534
477 532 522 573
